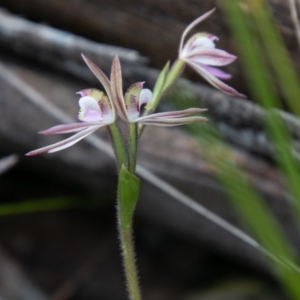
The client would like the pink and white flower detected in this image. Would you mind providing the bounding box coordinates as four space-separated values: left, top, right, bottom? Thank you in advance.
179 9 246 98
26 88 116 155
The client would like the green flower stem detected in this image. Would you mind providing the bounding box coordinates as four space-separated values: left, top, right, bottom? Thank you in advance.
128 123 138 173
162 58 185 94
108 123 126 172
118 220 141 300
117 166 141 300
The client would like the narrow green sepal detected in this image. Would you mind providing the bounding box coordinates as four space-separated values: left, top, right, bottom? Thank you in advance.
146 61 170 110
118 165 140 227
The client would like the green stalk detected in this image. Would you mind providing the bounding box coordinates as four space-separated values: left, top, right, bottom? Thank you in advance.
162 59 185 94
128 123 138 174
108 123 126 172
117 165 141 300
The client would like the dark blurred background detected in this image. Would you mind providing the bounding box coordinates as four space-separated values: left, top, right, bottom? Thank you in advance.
0 0 299 299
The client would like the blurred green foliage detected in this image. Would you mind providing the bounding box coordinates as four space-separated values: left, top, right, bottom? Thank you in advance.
170 1 300 299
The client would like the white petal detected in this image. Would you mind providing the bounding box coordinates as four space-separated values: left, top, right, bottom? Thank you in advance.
79 96 100 111
138 89 152 109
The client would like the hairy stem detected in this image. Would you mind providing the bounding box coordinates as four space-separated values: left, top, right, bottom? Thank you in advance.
117 166 141 300
118 214 141 300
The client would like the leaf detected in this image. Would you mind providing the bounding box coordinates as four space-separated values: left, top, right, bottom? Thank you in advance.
117 165 140 227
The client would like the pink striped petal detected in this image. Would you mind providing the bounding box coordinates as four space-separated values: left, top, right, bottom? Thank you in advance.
199 64 232 79
187 61 246 98
137 108 206 122
111 56 128 120
39 122 104 134
187 48 236 66
139 116 208 127
26 126 101 156
81 55 116 120
81 55 113 101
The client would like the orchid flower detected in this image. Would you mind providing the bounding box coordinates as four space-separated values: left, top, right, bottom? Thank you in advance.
26 73 116 156
178 8 246 98
110 56 208 127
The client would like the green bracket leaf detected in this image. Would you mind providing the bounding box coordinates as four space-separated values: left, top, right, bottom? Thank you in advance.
117 165 140 227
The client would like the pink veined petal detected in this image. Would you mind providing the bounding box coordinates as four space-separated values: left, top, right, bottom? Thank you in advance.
138 116 208 127
47 128 98 153
78 96 103 122
81 55 113 101
187 61 246 98
39 122 105 135
111 56 128 120
26 125 101 156
187 48 237 66
199 64 232 80
137 108 207 122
